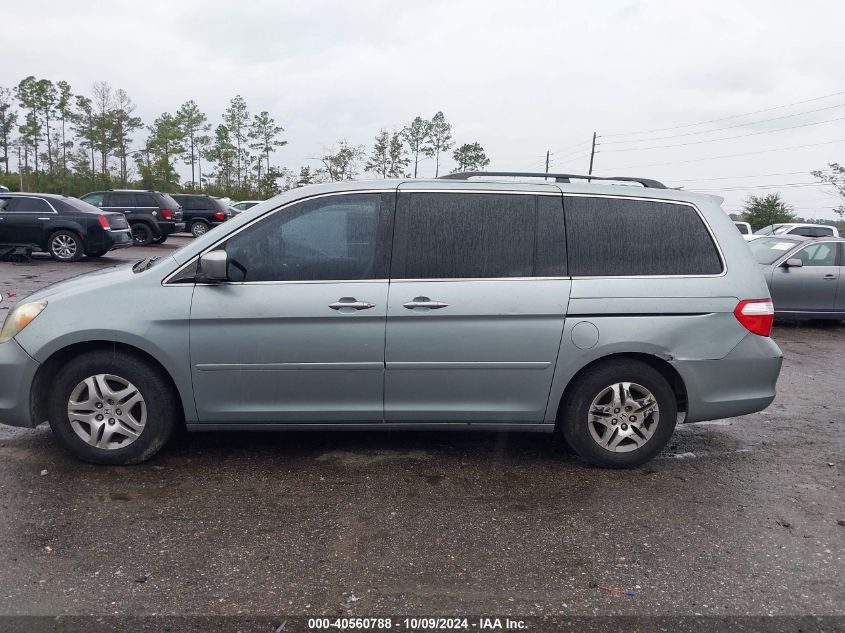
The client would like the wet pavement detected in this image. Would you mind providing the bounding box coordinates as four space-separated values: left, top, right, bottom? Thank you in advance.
0 239 843 619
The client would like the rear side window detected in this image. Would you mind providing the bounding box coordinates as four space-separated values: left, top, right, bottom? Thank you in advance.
396 193 561 279
565 196 723 276
4 197 53 213
135 193 157 207
108 192 134 207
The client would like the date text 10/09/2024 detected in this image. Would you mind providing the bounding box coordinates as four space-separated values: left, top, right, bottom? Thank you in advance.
306 617 528 630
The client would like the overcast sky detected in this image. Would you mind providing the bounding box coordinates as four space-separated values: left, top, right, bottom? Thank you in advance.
4 0 845 217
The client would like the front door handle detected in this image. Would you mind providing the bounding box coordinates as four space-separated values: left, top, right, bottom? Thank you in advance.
823 274 837 280
329 297 376 311
402 296 449 310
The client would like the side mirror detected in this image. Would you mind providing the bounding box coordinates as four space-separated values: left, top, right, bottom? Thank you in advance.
783 258 803 268
198 250 229 282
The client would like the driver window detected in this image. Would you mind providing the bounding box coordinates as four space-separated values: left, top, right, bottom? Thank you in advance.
222 193 386 282
794 243 836 266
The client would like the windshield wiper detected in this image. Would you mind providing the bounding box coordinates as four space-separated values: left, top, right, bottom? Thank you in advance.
132 256 160 273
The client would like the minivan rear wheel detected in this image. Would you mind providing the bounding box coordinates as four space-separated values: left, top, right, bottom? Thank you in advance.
190 220 209 238
47 351 179 464
560 359 676 468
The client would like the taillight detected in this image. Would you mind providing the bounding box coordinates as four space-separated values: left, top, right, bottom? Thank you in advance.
734 299 774 336
161 209 173 220
97 215 111 230
214 211 226 221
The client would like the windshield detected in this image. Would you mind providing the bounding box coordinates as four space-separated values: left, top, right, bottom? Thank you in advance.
753 224 787 235
748 237 801 264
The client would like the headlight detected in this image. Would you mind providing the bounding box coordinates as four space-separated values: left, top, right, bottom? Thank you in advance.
0 301 47 343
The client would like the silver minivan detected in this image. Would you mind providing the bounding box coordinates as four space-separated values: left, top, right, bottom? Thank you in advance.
0 173 783 468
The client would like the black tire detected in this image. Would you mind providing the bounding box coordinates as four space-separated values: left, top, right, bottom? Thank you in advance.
560 359 677 469
47 230 84 262
190 220 210 238
151 235 168 244
47 351 179 465
87 248 109 258
131 223 154 246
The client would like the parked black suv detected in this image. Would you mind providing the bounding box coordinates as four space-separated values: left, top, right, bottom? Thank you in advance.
80 190 185 246
170 194 232 237
0 193 131 262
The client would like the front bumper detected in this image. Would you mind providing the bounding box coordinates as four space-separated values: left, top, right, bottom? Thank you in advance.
0 339 40 428
672 333 783 423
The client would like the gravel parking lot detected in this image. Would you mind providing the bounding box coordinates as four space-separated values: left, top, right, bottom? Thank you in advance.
0 237 843 620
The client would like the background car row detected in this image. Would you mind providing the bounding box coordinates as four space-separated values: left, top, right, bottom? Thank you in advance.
0 190 262 260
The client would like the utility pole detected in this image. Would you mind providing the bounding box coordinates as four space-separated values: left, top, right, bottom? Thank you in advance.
544 150 550 180
588 131 597 175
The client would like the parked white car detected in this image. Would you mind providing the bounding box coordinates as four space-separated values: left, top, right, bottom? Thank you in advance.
745 223 840 240
733 221 752 235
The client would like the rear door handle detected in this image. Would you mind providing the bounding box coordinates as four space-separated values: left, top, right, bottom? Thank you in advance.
402 296 449 310
329 297 376 311
823 274 837 280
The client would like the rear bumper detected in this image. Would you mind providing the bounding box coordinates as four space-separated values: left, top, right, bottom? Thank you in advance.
672 333 783 423
158 221 186 236
102 229 133 251
0 340 39 428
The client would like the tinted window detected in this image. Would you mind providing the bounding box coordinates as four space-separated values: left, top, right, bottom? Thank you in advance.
222 193 388 282
135 193 157 207
61 198 101 213
793 242 837 266
397 193 539 279
565 197 723 276
109 192 135 207
81 193 104 207
4 197 53 213
734 223 750 234
173 195 206 210
158 193 181 210
789 226 833 237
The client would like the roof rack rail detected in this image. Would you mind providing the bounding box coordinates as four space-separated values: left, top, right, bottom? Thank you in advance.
439 171 667 189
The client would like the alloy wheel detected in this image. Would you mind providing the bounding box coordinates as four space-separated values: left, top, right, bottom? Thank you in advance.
51 234 78 260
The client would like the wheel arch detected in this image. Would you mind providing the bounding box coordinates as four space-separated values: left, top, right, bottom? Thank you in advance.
31 340 186 428
552 352 687 432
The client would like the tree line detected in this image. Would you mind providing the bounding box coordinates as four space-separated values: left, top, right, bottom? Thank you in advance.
733 192 845 232
0 76 491 200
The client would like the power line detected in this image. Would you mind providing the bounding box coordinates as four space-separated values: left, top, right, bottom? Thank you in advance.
551 139 591 155
600 116 845 153
601 90 845 138
692 182 835 192
601 138 845 171
673 171 809 183
599 101 845 145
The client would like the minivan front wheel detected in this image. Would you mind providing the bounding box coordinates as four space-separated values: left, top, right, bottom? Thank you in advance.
47 351 179 464
561 360 677 468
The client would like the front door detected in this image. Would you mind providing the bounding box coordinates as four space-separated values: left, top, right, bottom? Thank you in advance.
189 191 395 424
1 197 56 245
771 241 840 313
384 189 571 423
